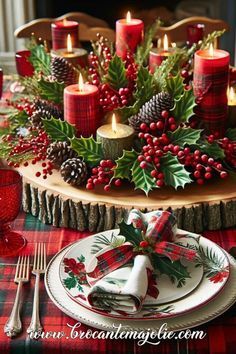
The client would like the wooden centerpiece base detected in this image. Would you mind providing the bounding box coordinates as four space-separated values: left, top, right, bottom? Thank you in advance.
18 163 236 233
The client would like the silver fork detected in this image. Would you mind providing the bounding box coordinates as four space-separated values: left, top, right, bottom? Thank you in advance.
4 255 30 337
27 243 46 336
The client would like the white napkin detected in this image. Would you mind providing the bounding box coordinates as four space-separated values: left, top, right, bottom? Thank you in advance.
87 255 153 314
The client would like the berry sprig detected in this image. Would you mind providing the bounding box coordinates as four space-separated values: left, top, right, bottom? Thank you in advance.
3 128 53 178
6 97 34 116
86 159 122 192
99 83 132 112
219 137 236 168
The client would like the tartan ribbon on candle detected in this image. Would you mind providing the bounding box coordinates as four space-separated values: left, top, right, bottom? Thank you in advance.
87 209 197 281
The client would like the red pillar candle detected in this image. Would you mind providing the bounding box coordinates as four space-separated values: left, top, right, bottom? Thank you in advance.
193 45 230 136
116 11 144 59
51 20 79 50
64 74 101 137
149 35 174 73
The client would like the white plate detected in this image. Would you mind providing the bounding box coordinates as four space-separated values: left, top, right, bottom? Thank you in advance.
58 229 229 319
45 242 236 332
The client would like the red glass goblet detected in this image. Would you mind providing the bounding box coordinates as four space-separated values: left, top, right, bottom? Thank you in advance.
187 24 205 46
15 50 34 77
0 169 27 257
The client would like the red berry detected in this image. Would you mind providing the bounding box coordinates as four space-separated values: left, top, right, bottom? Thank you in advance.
207 158 214 165
138 155 145 162
161 110 169 119
156 121 164 130
197 178 204 185
168 117 175 125
23 162 29 167
204 172 212 179
201 154 208 163
220 171 228 179
156 179 164 187
140 240 149 248
140 161 147 169
86 183 94 190
194 170 201 178
140 123 147 131
114 179 122 187
35 172 41 177
150 122 156 130
151 170 158 178
104 184 111 192
170 124 177 131
181 69 189 78
145 155 152 163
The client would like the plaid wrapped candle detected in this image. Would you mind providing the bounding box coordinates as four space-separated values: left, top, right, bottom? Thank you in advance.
51 21 79 50
116 16 144 59
64 83 101 137
193 48 230 136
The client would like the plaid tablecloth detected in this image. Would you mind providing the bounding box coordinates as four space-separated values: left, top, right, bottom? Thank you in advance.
0 211 236 354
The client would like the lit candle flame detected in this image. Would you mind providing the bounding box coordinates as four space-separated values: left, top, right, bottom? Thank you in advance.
78 73 84 92
112 113 117 133
228 86 236 105
163 34 169 51
209 43 214 57
67 34 73 53
126 11 131 23
63 19 67 26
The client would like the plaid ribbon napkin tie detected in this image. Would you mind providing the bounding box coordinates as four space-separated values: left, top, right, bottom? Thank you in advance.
87 210 197 315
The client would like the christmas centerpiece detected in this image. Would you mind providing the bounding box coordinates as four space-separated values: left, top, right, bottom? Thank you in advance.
1 17 236 232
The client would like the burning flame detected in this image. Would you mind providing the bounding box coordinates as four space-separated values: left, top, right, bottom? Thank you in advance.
209 43 214 57
78 73 84 92
163 34 169 51
112 113 117 133
63 19 67 26
126 11 131 23
228 86 236 105
67 34 73 53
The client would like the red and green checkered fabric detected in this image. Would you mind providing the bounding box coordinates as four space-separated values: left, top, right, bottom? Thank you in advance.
0 212 236 354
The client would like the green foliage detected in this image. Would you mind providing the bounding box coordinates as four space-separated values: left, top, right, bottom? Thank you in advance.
43 117 76 142
105 55 128 90
160 152 192 189
115 101 140 123
118 220 143 247
166 72 184 99
37 78 64 104
200 30 226 49
131 159 156 195
170 88 196 124
152 254 191 287
8 110 29 132
29 45 51 75
135 19 161 66
226 128 236 141
167 127 202 148
70 136 103 167
0 141 13 158
198 140 225 159
114 149 138 180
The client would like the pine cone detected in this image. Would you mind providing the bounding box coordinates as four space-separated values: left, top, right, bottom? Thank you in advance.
51 56 78 86
129 92 174 132
60 158 88 186
47 141 77 168
30 100 63 128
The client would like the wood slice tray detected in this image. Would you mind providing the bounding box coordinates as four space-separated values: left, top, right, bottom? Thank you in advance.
18 163 236 233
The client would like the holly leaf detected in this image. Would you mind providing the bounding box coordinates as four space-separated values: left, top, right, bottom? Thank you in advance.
77 255 85 262
105 55 128 90
118 220 143 247
131 159 156 195
152 254 191 287
29 45 51 75
197 140 225 159
166 72 184 99
38 78 64 104
43 117 76 141
8 110 29 132
70 136 103 167
114 149 138 180
226 128 236 141
134 66 155 106
167 127 202 148
170 88 196 123
160 152 192 189
63 275 77 290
